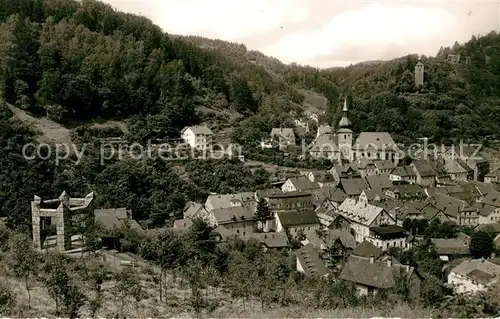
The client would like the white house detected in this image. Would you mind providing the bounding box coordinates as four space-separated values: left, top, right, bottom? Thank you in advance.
338 198 396 243
281 177 320 193
448 258 500 294
181 125 213 150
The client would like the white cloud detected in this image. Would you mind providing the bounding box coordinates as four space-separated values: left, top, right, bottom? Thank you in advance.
101 0 499 67
143 0 308 40
263 2 460 66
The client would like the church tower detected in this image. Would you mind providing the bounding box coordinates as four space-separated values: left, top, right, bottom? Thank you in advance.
415 56 424 87
337 96 353 162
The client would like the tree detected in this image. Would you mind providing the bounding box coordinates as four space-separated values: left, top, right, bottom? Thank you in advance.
0 282 15 315
470 231 495 258
7 233 38 310
255 198 272 230
42 253 86 317
113 267 146 318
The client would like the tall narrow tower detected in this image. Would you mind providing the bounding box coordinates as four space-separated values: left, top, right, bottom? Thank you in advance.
415 56 424 87
337 96 353 162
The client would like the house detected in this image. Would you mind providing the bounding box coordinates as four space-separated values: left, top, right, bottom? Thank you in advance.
442 159 469 182
307 170 335 186
429 183 483 203
355 159 377 178
209 206 255 235
358 189 386 204
448 258 500 294
313 185 347 209
352 132 399 163
441 145 490 181
369 225 408 251
302 229 356 252
485 169 500 184
339 255 422 299
340 178 370 198
263 191 314 212
410 160 437 187
316 210 351 230
385 184 425 201
374 160 396 175
366 174 393 190
275 209 320 234
181 125 213 150
270 128 296 150
244 231 290 251
94 208 143 248
183 202 211 222
295 243 330 278
338 198 396 242
282 177 320 193
431 237 471 261
205 192 256 212
476 191 500 224
423 193 479 226
390 165 417 184
329 164 361 184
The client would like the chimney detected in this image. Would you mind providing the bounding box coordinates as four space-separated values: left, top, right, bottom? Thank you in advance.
387 258 392 267
481 257 485 263
491 252 496 259
370 256 374 264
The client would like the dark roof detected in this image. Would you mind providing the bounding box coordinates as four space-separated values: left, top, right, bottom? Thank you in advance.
295 243 330 277
431 238 470 255
314 185 347 203
351 240 384 259
482 191 500 208
412 160 437 177
287 177 320 191
390 165 416 177
276 209 319 227
266 190 312 199
211 206 255 224
370 225 406 236
475 223 500 233
94 208 143 234
310 170 335 183
374 160 396 170
340 178 370 196
339 255 417 289
389 184 425 198
366 174 393 190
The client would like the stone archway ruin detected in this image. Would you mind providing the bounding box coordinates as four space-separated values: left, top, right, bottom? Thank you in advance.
31 191 94 252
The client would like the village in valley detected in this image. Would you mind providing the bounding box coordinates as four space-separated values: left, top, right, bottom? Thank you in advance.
21 54 500 317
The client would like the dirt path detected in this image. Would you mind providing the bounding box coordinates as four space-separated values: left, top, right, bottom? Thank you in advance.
7 104 72 144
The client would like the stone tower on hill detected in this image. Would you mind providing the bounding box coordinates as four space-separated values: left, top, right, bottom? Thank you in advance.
415 57 424 87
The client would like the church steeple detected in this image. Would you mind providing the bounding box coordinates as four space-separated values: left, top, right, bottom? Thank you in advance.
338 96 352 128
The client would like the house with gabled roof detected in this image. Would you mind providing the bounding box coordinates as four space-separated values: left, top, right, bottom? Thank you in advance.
209 206 255 235
352 132 399 164
329 163 361 184
422 193 478 226
374 159 397 175
485 168 500 184
338 198 396 243
448 258 500 294
442 158 469 182
205 192 256 212
385 184 425 201
275 209 320 234
339 255 422 298
431 237 471 261
282 177 320 193
359 189 386 204
410 159 437 187
476 191 500 224
441 145 490 181
181 125 213 150
183 201 211 222
295 243 330 278
316 209 351 230
307 170 335 186
354 159 377 178
366 173 393 190
390 165 416 184
340 178 370 198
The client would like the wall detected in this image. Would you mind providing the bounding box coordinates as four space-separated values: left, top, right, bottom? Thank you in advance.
370 236 407 251
478 207 500 224
281 180 297 193
182 129 195 148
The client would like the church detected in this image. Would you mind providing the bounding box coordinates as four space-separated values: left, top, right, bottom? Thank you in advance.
308 97 399 164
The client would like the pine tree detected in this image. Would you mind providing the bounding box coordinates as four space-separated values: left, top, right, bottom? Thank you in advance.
256 198 271 223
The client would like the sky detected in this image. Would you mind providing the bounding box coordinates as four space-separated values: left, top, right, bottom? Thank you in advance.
102 0 500 68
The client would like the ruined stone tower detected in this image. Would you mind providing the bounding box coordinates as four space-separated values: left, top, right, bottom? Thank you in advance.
31 191 94 251
415 57 424 87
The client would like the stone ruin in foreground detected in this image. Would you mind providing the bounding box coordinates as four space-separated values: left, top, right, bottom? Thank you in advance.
31 191 94 252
